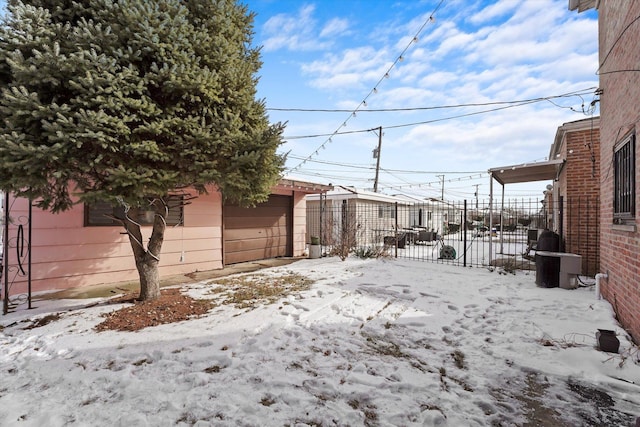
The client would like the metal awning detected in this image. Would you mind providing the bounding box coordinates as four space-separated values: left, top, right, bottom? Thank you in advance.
488 159 565 186
487 158 565 266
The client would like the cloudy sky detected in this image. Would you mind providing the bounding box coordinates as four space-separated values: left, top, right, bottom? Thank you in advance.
0 1 599 200
249 0 600 199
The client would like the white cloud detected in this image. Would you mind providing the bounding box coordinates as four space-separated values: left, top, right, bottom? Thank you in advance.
302 47 391 90
467 0 519 25
320 17 350 38
262 4 332 52
255 0 599 196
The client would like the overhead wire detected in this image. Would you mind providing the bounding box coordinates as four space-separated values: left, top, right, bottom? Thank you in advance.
287 153 487 175
597 12 640 75
270 88 596 114
280 3 596 198
282 88 597 140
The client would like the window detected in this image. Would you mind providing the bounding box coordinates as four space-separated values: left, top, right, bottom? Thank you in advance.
378 205 395 219
85 196 184 226
613 133 635 222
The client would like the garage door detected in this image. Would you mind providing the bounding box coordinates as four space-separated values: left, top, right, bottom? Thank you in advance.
223 195 293 264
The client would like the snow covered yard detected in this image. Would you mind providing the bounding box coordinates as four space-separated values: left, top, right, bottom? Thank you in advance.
1 257 639 426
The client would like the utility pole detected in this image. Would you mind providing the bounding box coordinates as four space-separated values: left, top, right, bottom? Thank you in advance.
373 126 382 192
473 184 480 209
436 174 445 200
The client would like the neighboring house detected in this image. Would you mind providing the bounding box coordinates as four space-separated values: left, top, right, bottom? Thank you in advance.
305 187 412 248
1 179 331 295
393 194 462 235
571 0 640 342
548 117 601 276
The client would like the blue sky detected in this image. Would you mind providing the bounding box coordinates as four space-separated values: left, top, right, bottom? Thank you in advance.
0 1 599 200
248 0 599 199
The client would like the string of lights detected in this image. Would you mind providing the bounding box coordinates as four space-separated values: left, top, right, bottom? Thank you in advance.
377 173 488 192
288 151 542 197
286 0 446 173
286 154 376 170
288 144 562 200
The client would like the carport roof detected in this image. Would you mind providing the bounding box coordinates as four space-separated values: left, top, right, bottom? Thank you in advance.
276 178 333 194
488 159 565 186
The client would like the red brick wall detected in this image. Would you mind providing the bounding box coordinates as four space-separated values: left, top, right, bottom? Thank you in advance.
564 126 600 275
597 1 640 343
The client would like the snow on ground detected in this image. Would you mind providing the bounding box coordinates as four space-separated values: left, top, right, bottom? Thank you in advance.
1 257 639 426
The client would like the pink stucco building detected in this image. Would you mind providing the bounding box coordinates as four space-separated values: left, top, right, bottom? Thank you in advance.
1 180 330 298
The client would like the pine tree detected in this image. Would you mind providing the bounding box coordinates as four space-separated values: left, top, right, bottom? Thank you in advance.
0 0 285 300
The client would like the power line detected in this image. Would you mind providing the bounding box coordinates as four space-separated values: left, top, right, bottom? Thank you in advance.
283 88 597 140
597 12 640 75
269 89 596 114
287 153 486 175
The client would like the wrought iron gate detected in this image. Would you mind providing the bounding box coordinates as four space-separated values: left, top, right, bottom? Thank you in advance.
2 193 33 314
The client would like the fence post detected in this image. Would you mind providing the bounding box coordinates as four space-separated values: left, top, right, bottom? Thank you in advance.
463 200 467 267
394 202 398 258
319 192 324 255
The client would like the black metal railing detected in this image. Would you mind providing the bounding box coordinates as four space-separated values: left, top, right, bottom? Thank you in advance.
306 196 599 276
1 193 33 314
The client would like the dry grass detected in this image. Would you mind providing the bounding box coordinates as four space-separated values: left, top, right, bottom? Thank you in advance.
206 272 314 309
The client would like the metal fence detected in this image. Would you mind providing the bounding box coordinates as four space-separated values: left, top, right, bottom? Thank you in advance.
306 196 599 276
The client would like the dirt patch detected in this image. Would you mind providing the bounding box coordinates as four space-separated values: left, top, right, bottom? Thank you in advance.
24 313 63 330
92 272 314 332
95 288 214 332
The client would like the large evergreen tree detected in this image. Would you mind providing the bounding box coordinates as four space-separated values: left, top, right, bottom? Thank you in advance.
0 0 285 300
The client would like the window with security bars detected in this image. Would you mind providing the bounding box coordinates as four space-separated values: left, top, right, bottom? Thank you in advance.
613 133 635 222
85 196 184 226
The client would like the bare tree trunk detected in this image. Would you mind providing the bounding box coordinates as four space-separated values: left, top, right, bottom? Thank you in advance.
136 254 161 300
122 200 168 301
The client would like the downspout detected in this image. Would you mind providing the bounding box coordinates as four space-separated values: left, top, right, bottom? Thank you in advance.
595 272 607 300
552 182 559 234
500 182 505 255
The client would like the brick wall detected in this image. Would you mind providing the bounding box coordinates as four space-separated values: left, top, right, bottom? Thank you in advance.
552 120 601 276
565 125 600 275
597 1 640 343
